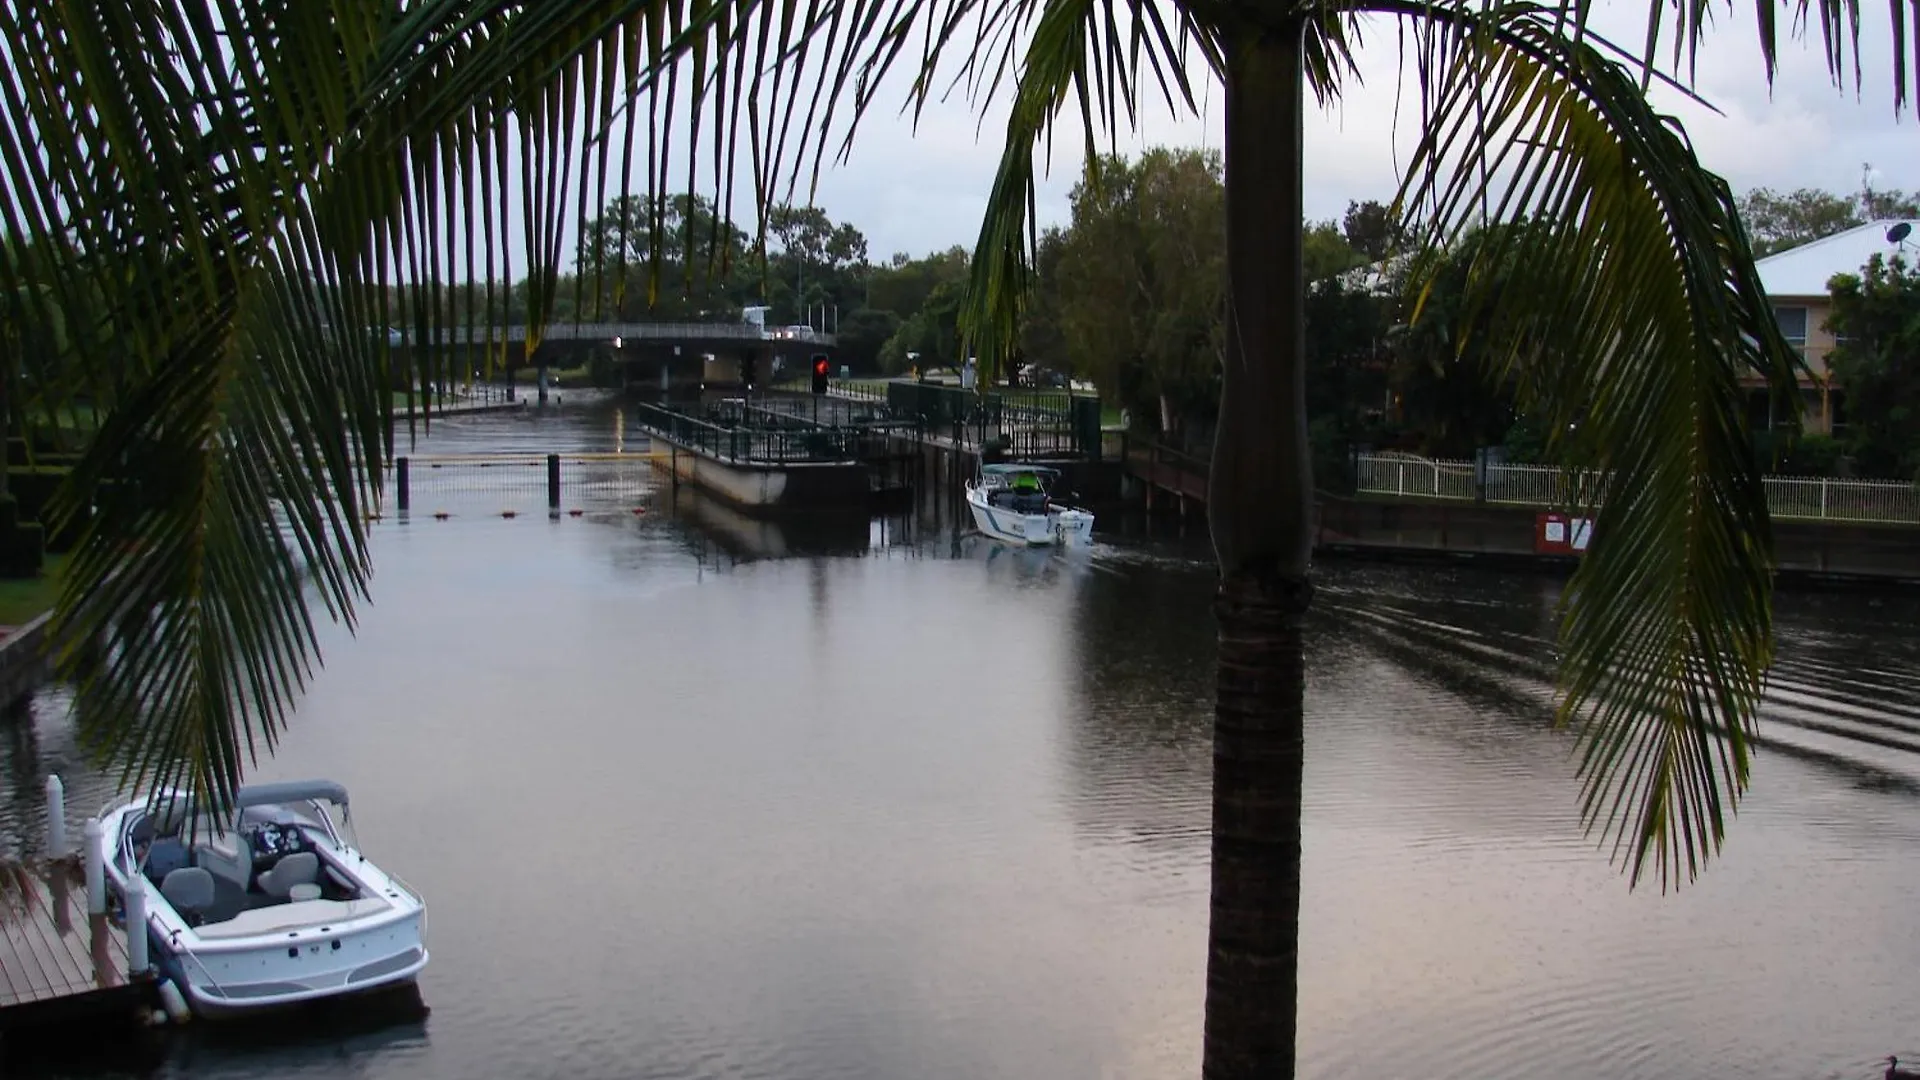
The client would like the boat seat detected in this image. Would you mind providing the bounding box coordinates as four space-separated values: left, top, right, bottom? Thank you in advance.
160 867 215 925
146 838 193 882
257 852 319 899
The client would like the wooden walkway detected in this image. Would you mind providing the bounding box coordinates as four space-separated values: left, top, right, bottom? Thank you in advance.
0 860 146 1030
1125 444 1210 506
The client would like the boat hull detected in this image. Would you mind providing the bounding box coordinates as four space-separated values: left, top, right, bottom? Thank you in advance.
96 792 429 1020
155 913 429 1018
965 489 1094 547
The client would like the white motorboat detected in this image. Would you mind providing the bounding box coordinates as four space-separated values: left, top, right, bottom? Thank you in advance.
94 780 428 1018
964 462 1095 547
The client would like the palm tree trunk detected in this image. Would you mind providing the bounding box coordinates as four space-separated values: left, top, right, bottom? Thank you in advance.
1202 16 1314 1080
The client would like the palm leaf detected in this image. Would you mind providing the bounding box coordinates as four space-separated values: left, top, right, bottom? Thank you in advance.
0 0 1044 818
1377 0 1801 889
0 2 785 817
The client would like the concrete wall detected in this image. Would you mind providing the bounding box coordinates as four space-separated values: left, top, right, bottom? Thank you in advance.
652 433 872 514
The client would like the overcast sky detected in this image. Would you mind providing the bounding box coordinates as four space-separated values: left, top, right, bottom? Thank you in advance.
771 0 1920 260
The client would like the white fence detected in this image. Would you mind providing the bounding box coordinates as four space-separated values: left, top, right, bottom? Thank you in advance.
1355 453 1920 526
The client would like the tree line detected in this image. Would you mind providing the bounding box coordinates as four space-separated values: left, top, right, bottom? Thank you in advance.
533 161 1920 483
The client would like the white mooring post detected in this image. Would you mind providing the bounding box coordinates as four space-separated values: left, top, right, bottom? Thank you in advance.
44 773 66 858
124 879 150 975
83 819 105 915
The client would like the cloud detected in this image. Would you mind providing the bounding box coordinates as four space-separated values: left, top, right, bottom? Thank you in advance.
793 1 1920 258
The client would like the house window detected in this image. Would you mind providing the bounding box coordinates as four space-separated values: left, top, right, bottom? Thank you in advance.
1774 305 1809 348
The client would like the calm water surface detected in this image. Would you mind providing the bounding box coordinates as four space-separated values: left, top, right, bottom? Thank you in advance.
4 393 1920 1080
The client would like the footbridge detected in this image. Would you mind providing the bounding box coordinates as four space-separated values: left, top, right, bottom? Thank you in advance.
400 321 839 397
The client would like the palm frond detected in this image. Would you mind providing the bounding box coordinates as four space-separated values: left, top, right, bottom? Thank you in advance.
1376 0 1800 889
0 857 33 919
0 0 913 817
1 0 1194 818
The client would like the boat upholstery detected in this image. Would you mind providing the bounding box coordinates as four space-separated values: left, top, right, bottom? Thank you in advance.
161 867 216 922
194 831 253 892
192 895 394 939
991 491 1049 513
258 852 320 898
146 837 193 881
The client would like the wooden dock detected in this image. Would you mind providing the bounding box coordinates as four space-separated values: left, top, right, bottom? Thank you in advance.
0 860 149 1031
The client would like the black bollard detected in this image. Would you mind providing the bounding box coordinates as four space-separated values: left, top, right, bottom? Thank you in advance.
396 457 410 512
547 453 561 511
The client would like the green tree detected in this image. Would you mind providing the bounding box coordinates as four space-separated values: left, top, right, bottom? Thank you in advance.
832 308 903 372
1738 186 1920 256
1341 199 1402 263
878 277 967 372
1302 220 1362 282
1302 277 1392 434
1018 229 1073 377
1 5 1844 1080
576 193 753 320
763 203 871 325
1044 148 1226 446
1384 227 1542 456
1826 254 1920 479
868 247 970 313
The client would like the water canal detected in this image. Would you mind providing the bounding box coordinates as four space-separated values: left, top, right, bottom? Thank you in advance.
4 392 1919 1080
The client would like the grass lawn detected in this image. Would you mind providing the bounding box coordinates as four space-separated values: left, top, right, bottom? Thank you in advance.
0 552 67 626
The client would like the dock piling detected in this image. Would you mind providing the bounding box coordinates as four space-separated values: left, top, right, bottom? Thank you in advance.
124 880 149 976
396 456 411 512
45 773 65 857
83 819 104 914
547 453 561 511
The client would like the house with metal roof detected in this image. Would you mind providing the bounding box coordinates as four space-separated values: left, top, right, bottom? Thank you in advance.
1754 219 1919 434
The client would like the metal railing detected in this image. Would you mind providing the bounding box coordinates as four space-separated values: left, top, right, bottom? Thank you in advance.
1761 475 1920 524
385 452 659 513
1355 455 1477 500
403 321 837 347
827 381 888 405
885 381 1106 460
1354 453 1920 525
632 402 877 465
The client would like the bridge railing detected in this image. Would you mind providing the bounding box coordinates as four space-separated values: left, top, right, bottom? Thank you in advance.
1353 453 1920 525
403 322 838 348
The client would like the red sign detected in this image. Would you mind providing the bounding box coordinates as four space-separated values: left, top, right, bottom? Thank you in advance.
1536 512 1594 555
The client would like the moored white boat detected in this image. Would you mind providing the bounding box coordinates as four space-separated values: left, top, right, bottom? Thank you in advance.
964 462 1095 547
94 780 427 1018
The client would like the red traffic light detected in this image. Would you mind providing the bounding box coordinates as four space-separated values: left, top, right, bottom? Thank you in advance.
813 357 829 376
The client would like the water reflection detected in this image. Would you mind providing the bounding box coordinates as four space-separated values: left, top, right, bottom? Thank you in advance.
663 487 902 563
5 399 1920 1080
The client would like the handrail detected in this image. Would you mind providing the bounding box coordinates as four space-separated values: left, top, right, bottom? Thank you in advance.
390 452 663 466
401 321 838 347
1352 452 1920 525
1125 438 1208 475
